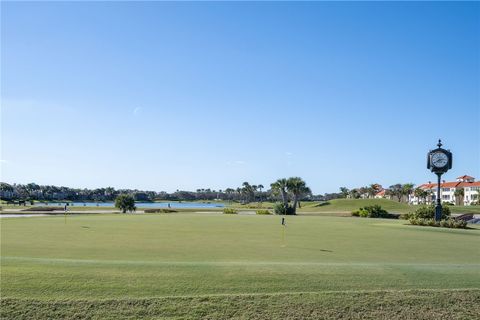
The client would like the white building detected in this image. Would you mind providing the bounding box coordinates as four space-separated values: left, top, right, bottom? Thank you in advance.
409 175 480 206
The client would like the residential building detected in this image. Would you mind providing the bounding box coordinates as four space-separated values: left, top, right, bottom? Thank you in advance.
409 175 480 206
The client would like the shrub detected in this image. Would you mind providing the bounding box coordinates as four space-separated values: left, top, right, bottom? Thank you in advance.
223 208 238 214
115 194 136 213
351 205 398 219
408 218 468 229
144 208 177 213
273 203 296 215
21 206 63 212
256 209 271 215
410 205 450 220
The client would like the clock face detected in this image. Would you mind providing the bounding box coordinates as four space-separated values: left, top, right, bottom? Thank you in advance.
431 152 448 168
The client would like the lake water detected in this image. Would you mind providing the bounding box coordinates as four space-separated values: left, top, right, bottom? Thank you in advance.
34 202 225 209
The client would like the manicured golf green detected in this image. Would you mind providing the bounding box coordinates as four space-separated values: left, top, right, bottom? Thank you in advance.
1 214 479 319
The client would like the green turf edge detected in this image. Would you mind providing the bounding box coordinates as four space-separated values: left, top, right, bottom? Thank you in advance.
2 289 479 320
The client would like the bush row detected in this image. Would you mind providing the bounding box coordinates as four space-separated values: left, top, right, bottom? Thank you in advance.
21 206 64 212
256 209 272 215
409 218 468 229
405 205 451 220
223 208 238 214
273 203 296 215
351 205 398 219
144 208 177 213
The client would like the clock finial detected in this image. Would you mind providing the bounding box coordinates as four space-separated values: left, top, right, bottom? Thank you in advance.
437 139 442 148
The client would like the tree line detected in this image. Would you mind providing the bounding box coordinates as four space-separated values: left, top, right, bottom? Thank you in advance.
338 183 433 203
0 179 315 204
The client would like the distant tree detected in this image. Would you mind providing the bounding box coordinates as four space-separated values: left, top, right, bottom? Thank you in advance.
287 177 311 213
358 186 368 199
0 182 14 192
241 182 255 203
115 194 136 213
402 183 415 203
366 187 376 198
224 188 235 201
339 187 349 198
349 189 360 199
257 184 264 202
414 188 428 204
454 187 464 206
270 178 289 210
387 184 404 202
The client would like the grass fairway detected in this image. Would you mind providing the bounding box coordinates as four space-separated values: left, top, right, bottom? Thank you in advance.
1 214 479 319
298 198 480 215
298 198 413 214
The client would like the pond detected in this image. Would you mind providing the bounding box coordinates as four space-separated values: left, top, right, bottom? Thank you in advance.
31 202 225 209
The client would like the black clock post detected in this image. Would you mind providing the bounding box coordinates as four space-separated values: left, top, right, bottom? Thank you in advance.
427 140 452 221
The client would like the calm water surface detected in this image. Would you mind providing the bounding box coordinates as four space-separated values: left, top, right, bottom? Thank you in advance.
36 202 224 208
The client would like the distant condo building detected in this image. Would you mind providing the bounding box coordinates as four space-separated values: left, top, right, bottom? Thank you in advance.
409 175 480 206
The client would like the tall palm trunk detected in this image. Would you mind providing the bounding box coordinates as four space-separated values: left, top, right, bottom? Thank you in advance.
280 189 288 209
292 195 299 214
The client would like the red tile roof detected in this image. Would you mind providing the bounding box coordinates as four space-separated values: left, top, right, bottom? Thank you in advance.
419 183 436 189
441 182 461 188
456 175 474 180
419 179 480 189
461 181 480 187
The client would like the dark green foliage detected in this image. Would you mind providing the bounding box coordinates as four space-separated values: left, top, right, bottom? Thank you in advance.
21 206 63 212
144 208 177 213
410 205 450 220
223 208 238 214
255 210 271 215
273 203 295 215
409 218 468 229
351 205 398 219
114 194 136 213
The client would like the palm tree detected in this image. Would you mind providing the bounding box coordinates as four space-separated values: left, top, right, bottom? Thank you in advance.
224 188 235 202
388 184 403 202
251 185 257 202
349 189 360 199
287 177 311 214
339 187 349 198
241 182 255 203
454 187 464 206
257 184 264 202
270 178 289 209
414 188 427 205
402 183 415 203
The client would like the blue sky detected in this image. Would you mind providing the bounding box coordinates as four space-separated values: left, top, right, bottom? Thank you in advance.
1 2 479 194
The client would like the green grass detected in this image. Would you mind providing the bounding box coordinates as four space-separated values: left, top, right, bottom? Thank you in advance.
298 198 412 214
298 198 480 215
1 214 479 319
2 290 479 320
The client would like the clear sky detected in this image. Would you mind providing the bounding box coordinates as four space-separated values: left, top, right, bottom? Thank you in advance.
1 2 479 194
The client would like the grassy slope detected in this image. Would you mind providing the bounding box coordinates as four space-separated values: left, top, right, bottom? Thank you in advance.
298 198 480 215
1 214 479 319
298 198 412 214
